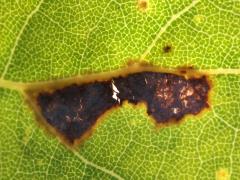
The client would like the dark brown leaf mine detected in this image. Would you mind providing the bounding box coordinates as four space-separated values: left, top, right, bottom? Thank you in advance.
114 73 210 123
37 82 117 144
36 71 210 145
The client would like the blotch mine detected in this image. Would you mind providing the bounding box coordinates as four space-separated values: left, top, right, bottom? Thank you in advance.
37 82 117 144
114 72 210 123
25 65 211 146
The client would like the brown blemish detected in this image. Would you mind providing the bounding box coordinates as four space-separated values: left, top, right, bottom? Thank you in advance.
178 66 195 75
24 63 212 147
138 0 148 12
163 44 173 53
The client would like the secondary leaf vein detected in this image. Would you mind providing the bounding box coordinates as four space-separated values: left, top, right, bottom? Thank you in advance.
140 0 200 59
0 0 44 79
73 151 124 180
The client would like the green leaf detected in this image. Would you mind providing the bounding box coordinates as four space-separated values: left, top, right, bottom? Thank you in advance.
0 0 240 179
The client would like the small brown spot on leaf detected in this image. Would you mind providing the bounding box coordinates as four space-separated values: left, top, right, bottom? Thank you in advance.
163 44 172 53
138 0 148 12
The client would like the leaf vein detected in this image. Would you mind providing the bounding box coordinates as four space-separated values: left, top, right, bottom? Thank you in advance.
140 0 200 59
0 0 44 79
73 151 124 180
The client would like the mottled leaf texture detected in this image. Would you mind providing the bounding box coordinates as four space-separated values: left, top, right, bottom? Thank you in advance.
0 0 240 179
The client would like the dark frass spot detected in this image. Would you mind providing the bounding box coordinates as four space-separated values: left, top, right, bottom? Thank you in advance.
35 71 210 146
163 45 172 53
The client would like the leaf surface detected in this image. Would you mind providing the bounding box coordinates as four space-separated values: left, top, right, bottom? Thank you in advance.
0 0 240 179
